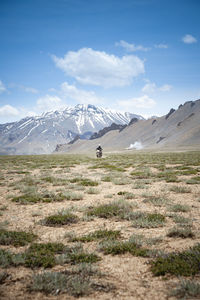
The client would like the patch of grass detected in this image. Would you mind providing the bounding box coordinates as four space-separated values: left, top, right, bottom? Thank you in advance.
40 176 68 185
24 242 65 268
151 243 200 276
172 214 192 225
56 243 101 265
86 199 134 219
143 194 170 206
86 188 99 194
62 191 83 201
69 229 121 243
90 162 125 172
70 177 98 186
186 176 200 184
129 234 163 246
41 211 79 227
29 263 111 298
130 169 153 179
131 212 166 228
0 229 37 247
170 279 200 299
0 249 14 268
167 226 195 238
11 191 66 204
101 175 112 182
0 249 24 268
117 191 135 199
169 204 191 212
99 239 149 257
112 177 130 185
169 185 191 193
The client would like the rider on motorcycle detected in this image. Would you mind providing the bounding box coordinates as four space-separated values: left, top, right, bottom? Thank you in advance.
96 144 103 157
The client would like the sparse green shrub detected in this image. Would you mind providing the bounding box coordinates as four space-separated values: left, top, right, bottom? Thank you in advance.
62 191 83 201
186 176 200 184
143 195 170 206
170 186 191 193
86 199 134 219
42 211 79 227
130 170 153 179
29 271 70 295
0 249 13 268
101 175 112 182
24 242 65 268
0 229 37 246
99 239 149 257
11 191 66 204
117 191 135 199
86 188 99 194
151 243 200 276
56 243 101 265
169 204 191 212
167 226 195 238
69 229 121 242
70 177 98 186
131 212 166 228
170 279 200 299
172 214 191 225
11 193 43 204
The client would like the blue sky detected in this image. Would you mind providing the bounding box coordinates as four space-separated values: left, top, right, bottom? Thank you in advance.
0 0 200 123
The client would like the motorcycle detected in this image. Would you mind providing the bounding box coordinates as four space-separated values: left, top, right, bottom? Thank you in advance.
96 149 102 158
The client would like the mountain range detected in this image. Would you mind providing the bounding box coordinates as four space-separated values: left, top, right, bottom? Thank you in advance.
55 99 200 153
0 104 142 155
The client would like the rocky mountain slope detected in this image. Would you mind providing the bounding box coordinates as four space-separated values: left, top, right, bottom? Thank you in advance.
55 99 200 153
0 104 142 155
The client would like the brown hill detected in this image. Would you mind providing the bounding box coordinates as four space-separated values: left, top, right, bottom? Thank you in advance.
55 99 200 153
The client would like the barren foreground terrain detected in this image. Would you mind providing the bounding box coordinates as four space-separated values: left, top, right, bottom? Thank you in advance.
0 151 200 299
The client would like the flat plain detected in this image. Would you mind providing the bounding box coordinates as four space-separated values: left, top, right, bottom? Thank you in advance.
0 151 200 299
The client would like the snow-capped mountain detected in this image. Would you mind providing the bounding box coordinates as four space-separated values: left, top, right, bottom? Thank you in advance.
0 104 143 155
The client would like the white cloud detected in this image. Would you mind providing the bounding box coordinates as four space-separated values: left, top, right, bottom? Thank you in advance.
9 83 38 94
116 40 151 52
0 105 19 117
142 81 172 93
182 34 197 44
142 82 156 93
159 84 172 92
61 82 102 104
36 95 66 112
118 95 156 110
154 44 168 49
0 80 6 94
52 48 145 88
21 86 38 94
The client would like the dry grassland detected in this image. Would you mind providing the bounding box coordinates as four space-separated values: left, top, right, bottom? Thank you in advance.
0 151 200 299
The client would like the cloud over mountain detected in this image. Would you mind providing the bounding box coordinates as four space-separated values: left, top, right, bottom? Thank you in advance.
52 48 145 88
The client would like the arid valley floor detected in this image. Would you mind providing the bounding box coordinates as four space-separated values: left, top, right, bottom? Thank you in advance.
0 151 200 299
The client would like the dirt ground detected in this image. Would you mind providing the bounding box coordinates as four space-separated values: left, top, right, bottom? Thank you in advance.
0 152 200 299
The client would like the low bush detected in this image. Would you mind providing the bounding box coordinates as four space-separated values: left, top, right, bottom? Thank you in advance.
170 279 200 299
169 204 191 212
42 211 79 227
131 212 166 228
69 229 121 242
0 229 37 247
151 243 200 276
167 226 195 238
86 200 134 219
24 242 65 268
99 239 149 257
